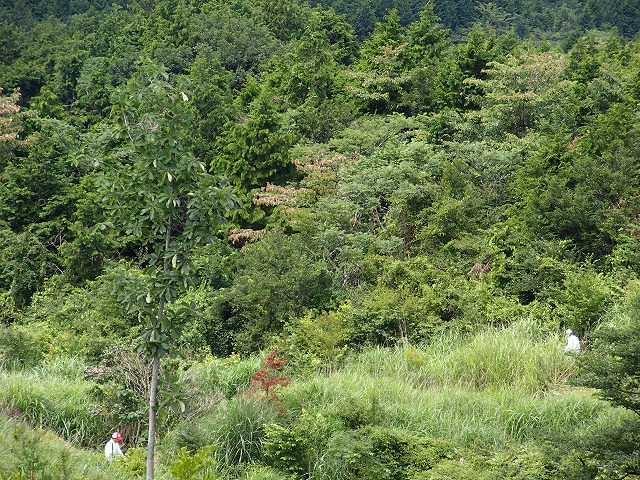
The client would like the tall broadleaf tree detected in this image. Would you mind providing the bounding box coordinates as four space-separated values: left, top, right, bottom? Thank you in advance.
89 60 239 479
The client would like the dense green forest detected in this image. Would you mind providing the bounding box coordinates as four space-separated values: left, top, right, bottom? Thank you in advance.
0 0 639 478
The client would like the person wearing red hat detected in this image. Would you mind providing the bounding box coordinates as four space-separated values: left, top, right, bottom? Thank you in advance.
104 431 124 460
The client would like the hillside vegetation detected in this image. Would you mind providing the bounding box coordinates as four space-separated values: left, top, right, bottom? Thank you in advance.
0 0 639 478
0 322 636 479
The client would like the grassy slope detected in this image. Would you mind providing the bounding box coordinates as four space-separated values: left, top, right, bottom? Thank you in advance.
170 319 631 479
0 320 630 479
269 322 621 478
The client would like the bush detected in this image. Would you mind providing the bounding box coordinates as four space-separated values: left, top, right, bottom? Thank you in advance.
83 345 151 447
552 267 615 334
113 446 147 477
20 275 136 361
573 285 640 415
284 310 350 374
321 426 456 480
166 445 220 480
0 323 47 368
263 410 341 476
215 232 337 354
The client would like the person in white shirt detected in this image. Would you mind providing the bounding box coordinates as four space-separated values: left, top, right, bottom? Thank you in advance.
104 431 124 460
564 328 580 353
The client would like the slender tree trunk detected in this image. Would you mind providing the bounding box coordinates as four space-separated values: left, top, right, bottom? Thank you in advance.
146 351 160 480
146 225 171 480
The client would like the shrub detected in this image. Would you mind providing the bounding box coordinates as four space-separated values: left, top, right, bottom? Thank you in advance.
263 410 341 477
285 310 350 374
113 446 147 477
166 445 220 480
245 350 290 408
321 427 456 480
573 279 640 416
83 345 151 446
21 276 136 361
333 391 385 429
0 323 47 369
553 267 615 334
263 423 309 476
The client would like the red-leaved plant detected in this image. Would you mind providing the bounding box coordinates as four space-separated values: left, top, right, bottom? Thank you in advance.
245 350 290 412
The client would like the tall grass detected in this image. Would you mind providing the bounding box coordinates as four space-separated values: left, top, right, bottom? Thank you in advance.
214 397 277 465
166 394 277 467
420 321 574 394
33 355 87 380
340 319 574 395
0 356 106 447
160 320 620 478
181 354 261 400
280 319 606 447
0 416 130 480
285 373 605 446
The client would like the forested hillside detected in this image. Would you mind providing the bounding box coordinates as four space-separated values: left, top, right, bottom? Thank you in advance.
0 0 639 478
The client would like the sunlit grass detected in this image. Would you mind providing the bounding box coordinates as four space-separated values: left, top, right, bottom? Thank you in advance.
343 320 574 395
280 319 608 448
182 353 261 399
0 357 105 447
0 319 624 479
